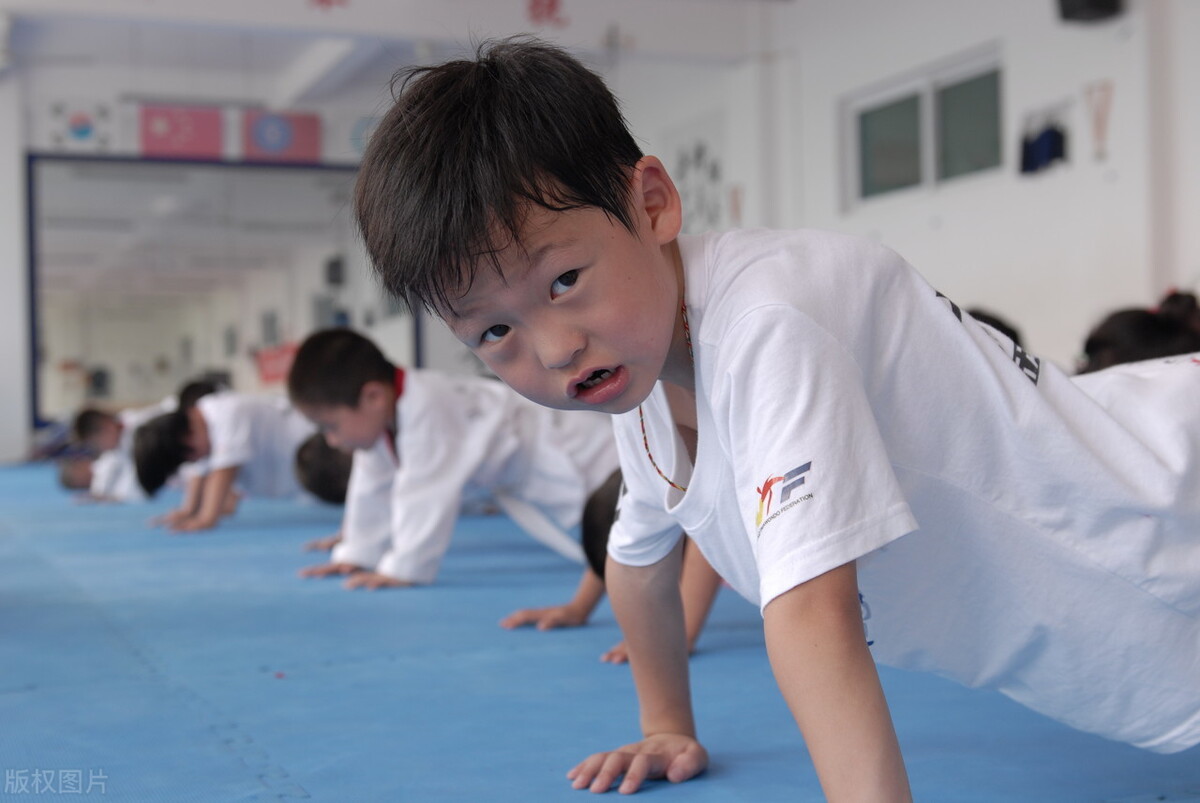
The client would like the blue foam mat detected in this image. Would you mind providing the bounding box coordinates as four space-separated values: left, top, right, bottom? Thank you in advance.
1 463 1196 801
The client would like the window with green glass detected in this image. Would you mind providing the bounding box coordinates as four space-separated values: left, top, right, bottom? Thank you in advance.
859 94 922 199
843 45 1001 208
937 69 1001 181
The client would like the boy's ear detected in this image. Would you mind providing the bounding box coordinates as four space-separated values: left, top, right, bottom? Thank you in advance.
632 155 682 245
358 380 391 411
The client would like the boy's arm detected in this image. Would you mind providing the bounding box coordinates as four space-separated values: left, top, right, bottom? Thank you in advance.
500 567 606 630
153 473 204 527
567 539 708 794
763 560 911 802
172 466 238 531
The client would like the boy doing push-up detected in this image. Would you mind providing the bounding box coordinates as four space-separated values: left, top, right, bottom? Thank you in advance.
354 38 1200 800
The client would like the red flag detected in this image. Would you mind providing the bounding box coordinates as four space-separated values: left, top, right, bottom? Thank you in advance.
243 111 322 162
139 105 223 159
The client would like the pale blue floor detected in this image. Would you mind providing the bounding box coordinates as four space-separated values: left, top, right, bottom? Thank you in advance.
1 462 1197 802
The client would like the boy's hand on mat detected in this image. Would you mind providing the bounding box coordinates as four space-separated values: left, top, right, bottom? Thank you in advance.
600 637 697 665
342 571 410 591
599 640 630 664
298 562 361 579
303 533 343 552
151 509 192 528
499 603 590 630
567 733 708 794
170 515 219 533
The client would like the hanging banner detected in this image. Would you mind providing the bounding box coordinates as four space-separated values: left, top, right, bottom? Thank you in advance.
243 110 322 162
254 342 299 385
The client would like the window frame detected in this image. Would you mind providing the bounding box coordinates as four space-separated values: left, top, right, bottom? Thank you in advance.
840 42 1002 211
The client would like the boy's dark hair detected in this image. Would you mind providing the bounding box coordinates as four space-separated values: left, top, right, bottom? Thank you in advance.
133 411 191 496
1079 290 1200 373
581 470 622 580
72 408 115 445
355 36 645 313
294 433 354 505
178 379 221 410
288 328 395 408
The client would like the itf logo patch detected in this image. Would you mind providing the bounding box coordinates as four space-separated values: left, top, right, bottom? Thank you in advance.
755 462 812 528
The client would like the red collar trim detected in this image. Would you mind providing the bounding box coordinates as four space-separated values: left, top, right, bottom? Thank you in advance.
394 367 406 399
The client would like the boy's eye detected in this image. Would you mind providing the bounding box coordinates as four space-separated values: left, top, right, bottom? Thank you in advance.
550 270 579 298
480 324 510 344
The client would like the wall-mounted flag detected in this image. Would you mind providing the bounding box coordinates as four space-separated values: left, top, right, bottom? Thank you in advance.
243 110 322 163
139 105 224 159
45 101 114 152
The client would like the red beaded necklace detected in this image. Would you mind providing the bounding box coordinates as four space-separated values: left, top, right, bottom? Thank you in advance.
637 301 693 493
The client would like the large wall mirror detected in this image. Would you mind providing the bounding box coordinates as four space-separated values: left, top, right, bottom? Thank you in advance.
28 154 415 425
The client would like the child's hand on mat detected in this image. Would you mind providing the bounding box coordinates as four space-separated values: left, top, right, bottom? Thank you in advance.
499 603 590 630
170 515 219 533
567 733 708 794
298 562 361 579
342 571 410 591
599 640 630 664
303 533 343 552
151 508 192 528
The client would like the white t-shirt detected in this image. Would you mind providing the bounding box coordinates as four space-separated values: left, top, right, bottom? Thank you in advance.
195 392 315 498
332 370 618 584
608 229 1200 753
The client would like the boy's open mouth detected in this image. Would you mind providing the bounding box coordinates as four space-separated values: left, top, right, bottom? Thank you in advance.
577 369 613 391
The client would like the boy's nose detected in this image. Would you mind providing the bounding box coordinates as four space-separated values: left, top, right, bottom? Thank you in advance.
535 327 584 370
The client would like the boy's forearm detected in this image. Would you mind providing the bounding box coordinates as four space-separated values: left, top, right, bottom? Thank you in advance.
196 467 238 524
763 561 911 802
566 568 606 618
179 475 203 514
606 541 695 737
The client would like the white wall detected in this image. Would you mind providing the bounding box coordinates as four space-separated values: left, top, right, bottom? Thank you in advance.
0 70 30 458
773 0 1156 369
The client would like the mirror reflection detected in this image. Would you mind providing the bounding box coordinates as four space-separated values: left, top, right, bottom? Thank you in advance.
31 156 405 424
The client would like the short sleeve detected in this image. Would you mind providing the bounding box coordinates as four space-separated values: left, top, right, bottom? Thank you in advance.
714 305 917 609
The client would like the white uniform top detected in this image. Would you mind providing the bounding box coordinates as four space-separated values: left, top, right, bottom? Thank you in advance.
194 392 315 498
89 397 177 502
608 229 1200 753
332 369 617 585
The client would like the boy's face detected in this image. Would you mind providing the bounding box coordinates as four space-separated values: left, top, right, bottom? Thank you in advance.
182 406 211 460
88 418 123 452
443 157 686 414
297 382 393 452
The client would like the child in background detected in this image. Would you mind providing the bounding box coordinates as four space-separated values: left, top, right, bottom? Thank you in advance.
354 38 1200 799
500 470 723 665
294 432 354 505
134 389 315 532
63 380 220 502
287 328 618 589
1078 290 1200 373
